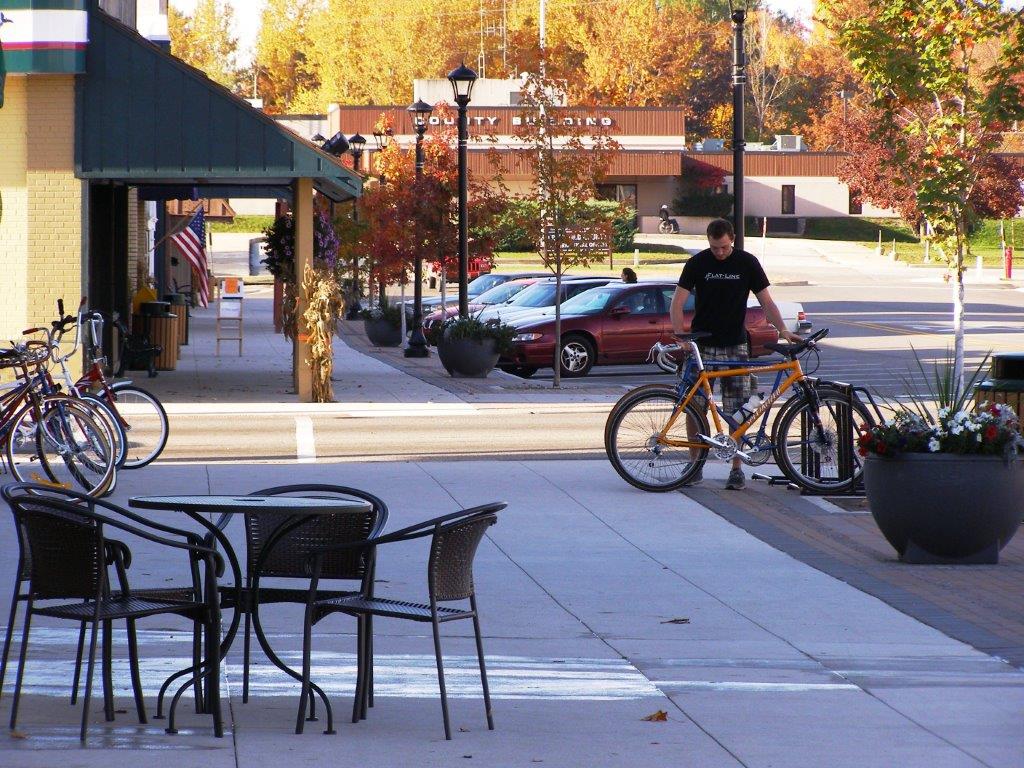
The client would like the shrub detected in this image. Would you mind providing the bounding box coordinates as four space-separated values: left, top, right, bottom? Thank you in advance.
671 193 734 218
440 315 518 355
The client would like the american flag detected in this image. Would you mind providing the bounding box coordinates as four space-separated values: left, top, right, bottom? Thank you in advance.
170 207 209 307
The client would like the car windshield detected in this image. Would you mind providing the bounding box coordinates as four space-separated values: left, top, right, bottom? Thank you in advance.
475 281 532 304
467 274 506 296
559 287 618 314
506 283 558 308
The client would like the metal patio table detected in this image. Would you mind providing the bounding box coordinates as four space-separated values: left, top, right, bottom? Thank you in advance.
129 494 373 727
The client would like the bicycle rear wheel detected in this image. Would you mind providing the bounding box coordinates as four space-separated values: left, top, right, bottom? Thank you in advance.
772 388 874 494
106 383 169 468
605 390 709 492
5 398 116 496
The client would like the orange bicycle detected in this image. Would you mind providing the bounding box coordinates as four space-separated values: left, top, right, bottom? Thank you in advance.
605 329 875 493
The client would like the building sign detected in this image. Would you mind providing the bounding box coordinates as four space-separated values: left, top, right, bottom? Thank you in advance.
0 2 88 75
426 114 614 128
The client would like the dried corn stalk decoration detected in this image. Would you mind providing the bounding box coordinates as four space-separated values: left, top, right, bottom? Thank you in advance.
302 262 344 403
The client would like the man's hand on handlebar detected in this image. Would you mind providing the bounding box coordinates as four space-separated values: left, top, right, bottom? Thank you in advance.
779 329 802 344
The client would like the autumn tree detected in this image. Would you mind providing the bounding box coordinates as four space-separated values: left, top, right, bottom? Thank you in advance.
167 0 239 90
252 0 320 112
507 67 620 388
745 10 806 140
826 0 1024 391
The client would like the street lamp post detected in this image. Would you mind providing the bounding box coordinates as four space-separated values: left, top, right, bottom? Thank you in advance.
405 100 433 358
447 63 478 318
731 4 747 251
346 133 367 315
371 127 393 181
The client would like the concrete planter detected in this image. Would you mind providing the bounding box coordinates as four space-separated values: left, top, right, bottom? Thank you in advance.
437 337 499 378
363 318 402 347
864 454 1024 564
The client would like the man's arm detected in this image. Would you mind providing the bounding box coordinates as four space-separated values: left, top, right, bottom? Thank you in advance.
670 286 691 334
754 287 802 343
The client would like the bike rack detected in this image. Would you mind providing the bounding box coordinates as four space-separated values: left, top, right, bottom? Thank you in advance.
752 377 882 498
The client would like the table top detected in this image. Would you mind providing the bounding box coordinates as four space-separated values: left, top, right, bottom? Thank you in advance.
129 494 373 515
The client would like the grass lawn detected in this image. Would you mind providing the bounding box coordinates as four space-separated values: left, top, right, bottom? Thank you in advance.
800 216 1024 268
494 243 690 273
209 215 274 233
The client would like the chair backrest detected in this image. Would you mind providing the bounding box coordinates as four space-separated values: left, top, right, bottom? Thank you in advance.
428 512 497 603
247 486 388 581
9 498 103 600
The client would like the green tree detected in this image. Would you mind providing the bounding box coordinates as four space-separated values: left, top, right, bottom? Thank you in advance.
826 0 1024 391
507 64 620 388
168 0 239 90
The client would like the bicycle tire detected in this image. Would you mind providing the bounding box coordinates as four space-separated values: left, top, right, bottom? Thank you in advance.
771 387 874 494
604 384 677 447
81 393 128 468
5 397 116 497
605 389 709 492
107 383 169 468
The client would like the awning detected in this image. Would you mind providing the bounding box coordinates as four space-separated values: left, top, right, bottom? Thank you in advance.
75 7 361 202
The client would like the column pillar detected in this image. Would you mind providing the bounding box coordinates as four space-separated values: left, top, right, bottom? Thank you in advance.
293 178 314 402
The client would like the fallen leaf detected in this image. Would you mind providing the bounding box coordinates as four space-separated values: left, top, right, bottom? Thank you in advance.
660 617 690 624
642 710 668 722
459 727 470 732
9 731 28 740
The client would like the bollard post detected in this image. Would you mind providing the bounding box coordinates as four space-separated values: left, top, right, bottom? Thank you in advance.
1005 246 1014 280
633 248 639 268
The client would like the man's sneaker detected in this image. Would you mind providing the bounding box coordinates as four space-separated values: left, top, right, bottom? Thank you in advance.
682 467 703 487
725 467 746 490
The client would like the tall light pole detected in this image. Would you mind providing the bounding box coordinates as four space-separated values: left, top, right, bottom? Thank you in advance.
447 62 478 318
371 127 393 181
731 4 747 251
348 133 367 310
405 100 433 358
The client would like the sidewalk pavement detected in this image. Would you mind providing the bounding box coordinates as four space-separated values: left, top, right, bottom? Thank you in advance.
2 288 1023 766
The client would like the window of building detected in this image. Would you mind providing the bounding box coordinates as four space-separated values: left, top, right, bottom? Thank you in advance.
597 184 638 227
848 188 863 215
781 185 796 215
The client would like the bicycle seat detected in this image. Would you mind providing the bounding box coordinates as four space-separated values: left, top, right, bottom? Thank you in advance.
672 331 712 342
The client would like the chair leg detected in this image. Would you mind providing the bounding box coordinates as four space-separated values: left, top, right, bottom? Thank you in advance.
192 622 204 713
242 606 252 703
366 615 374 709
9 604 33 730
351 615 365 724
102 620 115 721
126 618 148 724
0 592 21 700
471 610 494 730
207 613 223 739
71 621 86 704
431 618 452 740
80 620 100 743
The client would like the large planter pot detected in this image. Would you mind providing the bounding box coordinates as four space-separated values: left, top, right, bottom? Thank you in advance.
864 454 1024 564
363 318 402 347
437 337 499 378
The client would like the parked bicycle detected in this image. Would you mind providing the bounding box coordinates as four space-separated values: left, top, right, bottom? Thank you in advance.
0 339 116 497
605 329 875 494
48 300 169 468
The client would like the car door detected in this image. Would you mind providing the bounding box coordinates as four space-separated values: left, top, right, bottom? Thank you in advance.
601 286 665 361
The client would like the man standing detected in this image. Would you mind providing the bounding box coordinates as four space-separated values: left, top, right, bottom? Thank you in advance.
670 218 801 490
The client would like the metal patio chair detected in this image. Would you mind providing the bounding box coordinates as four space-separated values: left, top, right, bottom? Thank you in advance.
297 502 505 739
227 484 389 715
1 483 224 742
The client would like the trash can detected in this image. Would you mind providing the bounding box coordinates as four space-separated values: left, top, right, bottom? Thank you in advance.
164 293 190 346
974 353 1024 426
249 237 267 277
138 302 179 371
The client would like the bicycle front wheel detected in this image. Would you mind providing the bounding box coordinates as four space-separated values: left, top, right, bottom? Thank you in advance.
772 388 874 494
106 383 169 468
81 393 128 468
6 398 116 496
605 390 709 492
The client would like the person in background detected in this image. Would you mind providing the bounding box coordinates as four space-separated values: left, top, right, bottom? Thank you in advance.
620 267 637 283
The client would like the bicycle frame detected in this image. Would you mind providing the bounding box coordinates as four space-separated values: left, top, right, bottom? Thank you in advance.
660 344 812 449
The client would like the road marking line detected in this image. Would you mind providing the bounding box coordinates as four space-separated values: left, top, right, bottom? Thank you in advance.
295 416 316 463
652 681 859 692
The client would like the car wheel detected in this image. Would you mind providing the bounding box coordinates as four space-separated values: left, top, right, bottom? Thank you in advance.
559 335 595 378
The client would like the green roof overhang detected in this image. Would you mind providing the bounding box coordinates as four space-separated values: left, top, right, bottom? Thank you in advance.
75 8 361 202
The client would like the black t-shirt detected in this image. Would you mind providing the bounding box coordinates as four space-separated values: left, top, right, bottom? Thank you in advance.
678 248 769 347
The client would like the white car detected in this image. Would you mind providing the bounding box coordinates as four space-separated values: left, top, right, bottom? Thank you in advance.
747 296 811 335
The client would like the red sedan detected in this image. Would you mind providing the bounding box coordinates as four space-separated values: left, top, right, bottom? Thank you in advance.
499 281 778 378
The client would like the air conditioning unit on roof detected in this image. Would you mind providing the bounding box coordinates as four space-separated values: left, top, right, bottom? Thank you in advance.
775 135 805 152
